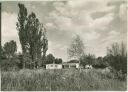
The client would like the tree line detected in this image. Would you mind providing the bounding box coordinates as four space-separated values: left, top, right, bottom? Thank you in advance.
1 40 62 70
67 35 127 80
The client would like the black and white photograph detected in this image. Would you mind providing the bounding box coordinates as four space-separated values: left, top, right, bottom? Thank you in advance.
0 0 127 91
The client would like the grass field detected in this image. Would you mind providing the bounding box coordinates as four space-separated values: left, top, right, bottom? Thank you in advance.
1 69 127 91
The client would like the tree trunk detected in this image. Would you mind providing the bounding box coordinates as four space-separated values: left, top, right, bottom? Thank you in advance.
42 52 46 65
22 48 26 69
37 52 42 68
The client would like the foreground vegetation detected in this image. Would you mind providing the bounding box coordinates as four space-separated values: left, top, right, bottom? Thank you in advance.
1 69 126 91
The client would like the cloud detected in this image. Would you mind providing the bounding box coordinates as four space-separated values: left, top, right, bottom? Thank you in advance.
2 1 127 61
67 0 114 13
2 12 21 52
42 0 126 59
48 1 114 42
83 31 100 41
47 40 68 62
89 13 114 30
99 30 121 50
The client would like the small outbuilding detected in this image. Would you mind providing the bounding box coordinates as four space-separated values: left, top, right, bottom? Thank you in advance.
62 59 80 69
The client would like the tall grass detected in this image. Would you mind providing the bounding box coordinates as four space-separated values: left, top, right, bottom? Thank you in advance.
1 69 127 91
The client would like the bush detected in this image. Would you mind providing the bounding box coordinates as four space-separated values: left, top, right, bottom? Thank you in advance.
1 58 20 71
111 69 127 81
106 42 127 75
109 55 127 74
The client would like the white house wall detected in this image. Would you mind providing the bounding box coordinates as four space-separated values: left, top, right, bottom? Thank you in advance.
46 64 62 69
76 64 79 68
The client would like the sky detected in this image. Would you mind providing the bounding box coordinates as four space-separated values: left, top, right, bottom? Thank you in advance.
1 0 127 62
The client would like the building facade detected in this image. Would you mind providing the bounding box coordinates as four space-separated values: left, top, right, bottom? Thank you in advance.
46 64 62 69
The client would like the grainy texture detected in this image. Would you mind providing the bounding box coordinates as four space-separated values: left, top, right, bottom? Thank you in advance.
1 69 127 91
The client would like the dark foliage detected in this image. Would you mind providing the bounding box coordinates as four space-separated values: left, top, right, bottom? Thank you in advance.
45 54 63 64
17 53 24 69
17 3 48 68
107 55 127 74
80 54 95 66
1 56 20 71
93 57 108 69
1 46 6 59
106 42 127 74
3 40 17 59
92 64 107 69
45 54 55 64
55 58 62 64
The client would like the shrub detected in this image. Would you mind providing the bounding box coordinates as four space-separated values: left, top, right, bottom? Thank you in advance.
1 57 20 71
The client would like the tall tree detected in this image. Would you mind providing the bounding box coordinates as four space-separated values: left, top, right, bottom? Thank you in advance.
107 42 127 57
67 35 85 64
26 12 48 68
17 3 48 69
16 3 28 68
3 40 17 59
120 42 127 57
41 26 48 63
107 42 127 74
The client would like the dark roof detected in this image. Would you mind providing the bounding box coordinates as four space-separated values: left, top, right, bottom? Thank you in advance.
67 59 79 63
43 63 62 65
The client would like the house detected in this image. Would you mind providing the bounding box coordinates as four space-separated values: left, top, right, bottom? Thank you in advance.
46 64 62 69
62 59 80 69
63 63 79 69
45 59 80 69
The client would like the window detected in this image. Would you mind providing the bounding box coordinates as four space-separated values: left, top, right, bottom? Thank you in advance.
51 65 53 67
55 65 57 67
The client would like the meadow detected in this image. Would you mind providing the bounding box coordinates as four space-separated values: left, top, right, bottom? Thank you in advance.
1 69 127 91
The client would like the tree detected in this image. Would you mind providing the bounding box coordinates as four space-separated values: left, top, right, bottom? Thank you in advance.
107 42 127 74
17 52 23 69
55 58 62 64
1 45 6 59
107 43 120 56
25 12 41 68
80 54 95 67
93 56 108 68
45 54 55 64
3 40 17 59
67 35 85 64
120 42 127 57
17 3 48 68
16 3 28 68
26 12 48 68
41 27 48 65
1 41 19 71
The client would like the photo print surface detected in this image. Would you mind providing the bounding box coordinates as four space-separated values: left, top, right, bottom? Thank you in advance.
1 0 127 91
